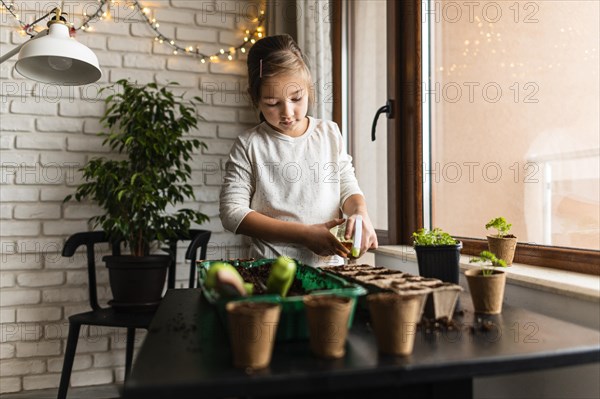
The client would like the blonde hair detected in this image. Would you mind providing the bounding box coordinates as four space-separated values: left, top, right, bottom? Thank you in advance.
247 34 314 120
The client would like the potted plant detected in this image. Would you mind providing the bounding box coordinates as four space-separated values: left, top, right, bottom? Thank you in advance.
65 79 209 310
412 228 462 284
485 217 517 265
465 251 507 314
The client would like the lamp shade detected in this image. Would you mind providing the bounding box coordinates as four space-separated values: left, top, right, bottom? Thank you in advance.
15 23 101 86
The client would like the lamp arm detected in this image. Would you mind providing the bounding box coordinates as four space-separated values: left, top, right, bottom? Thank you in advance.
0 29 49 64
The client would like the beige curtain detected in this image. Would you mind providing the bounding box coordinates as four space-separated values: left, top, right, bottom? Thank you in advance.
265 0 333 120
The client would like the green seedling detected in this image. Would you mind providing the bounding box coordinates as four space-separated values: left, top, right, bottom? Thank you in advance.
469 250 507 276
485 217 512 238
412 228 458 246
266 256 297 297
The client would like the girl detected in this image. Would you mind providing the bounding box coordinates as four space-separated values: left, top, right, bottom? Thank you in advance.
219 34 378 266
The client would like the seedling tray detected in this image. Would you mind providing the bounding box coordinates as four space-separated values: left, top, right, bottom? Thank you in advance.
197 259 367 341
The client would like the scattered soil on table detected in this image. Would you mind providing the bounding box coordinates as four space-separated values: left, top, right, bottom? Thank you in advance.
419 316 460 333
235 264 309 296
469 317 498 334
162 312 202 353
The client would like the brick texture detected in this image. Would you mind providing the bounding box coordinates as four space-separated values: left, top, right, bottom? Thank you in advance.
0 1 253 393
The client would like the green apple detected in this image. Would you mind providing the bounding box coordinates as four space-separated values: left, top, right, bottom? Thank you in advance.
266 256 297 297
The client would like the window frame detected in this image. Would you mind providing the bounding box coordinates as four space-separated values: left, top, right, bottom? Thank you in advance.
332 0 599 275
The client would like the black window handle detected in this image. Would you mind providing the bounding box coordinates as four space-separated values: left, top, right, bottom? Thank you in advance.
371 100 393 141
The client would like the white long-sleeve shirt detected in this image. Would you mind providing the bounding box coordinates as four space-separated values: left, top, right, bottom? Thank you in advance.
219 116 363 266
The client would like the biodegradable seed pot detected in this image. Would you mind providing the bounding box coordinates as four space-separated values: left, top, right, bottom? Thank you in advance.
226 301 281 369
485 217 517 265
423 283 463 320
487 235 517 265
467 250 508 314
465 268 506 314
368 293 422 356
303 295 353 359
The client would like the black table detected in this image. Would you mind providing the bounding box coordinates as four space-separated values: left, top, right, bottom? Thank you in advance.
123 289 600 399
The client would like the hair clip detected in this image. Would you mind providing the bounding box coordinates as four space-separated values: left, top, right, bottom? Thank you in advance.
259 59 263 78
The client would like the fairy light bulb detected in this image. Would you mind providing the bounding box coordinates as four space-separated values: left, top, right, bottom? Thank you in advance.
250 39 256 44
201 58 206 63
219 49 225 54
170 40 174 45
227 55 233 60
173 50 178 55
143 7 150 14
241 47 246 53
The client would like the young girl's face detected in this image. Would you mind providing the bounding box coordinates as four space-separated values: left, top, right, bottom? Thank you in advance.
259 74 310 137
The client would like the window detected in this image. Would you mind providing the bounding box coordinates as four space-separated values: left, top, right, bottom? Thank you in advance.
338 0 414 245
346 0 389 232
336 0 599 274
424 0 599 253
422 0 600 273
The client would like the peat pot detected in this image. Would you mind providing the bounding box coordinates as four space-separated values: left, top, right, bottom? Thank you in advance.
464 268 506 314
486 235 517 265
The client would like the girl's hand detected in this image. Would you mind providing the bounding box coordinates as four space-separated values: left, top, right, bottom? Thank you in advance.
344 213 378 258
303 218 350 258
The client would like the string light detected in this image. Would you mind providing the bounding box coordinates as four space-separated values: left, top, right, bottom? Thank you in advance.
0 0 108 37
0 0 266 64
129 0 266 63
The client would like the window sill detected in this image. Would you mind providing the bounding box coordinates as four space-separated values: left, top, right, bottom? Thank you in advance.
373 245 600 302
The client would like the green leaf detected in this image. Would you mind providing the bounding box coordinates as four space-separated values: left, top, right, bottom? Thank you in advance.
68 79 210 252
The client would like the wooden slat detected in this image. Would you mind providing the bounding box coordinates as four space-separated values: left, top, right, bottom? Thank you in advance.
460 238 600 276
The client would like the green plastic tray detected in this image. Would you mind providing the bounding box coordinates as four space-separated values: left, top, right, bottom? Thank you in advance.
197 259 367 341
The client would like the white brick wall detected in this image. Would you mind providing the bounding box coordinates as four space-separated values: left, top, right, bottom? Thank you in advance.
0 0 257 393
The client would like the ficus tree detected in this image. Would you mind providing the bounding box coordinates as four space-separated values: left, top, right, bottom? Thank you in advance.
65 79 209 256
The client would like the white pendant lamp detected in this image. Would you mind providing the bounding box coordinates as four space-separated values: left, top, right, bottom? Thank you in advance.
0 8 101 86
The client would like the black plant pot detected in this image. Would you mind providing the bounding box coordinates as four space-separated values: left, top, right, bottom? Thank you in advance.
103 255 171 311
414 242 463 284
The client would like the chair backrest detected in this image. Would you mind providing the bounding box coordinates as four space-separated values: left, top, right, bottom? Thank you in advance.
62 231 120 311
184 229 212 288
62 230 211 310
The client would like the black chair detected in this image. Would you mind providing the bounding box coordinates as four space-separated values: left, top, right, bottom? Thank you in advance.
57 229 211 399
180 229 211 288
